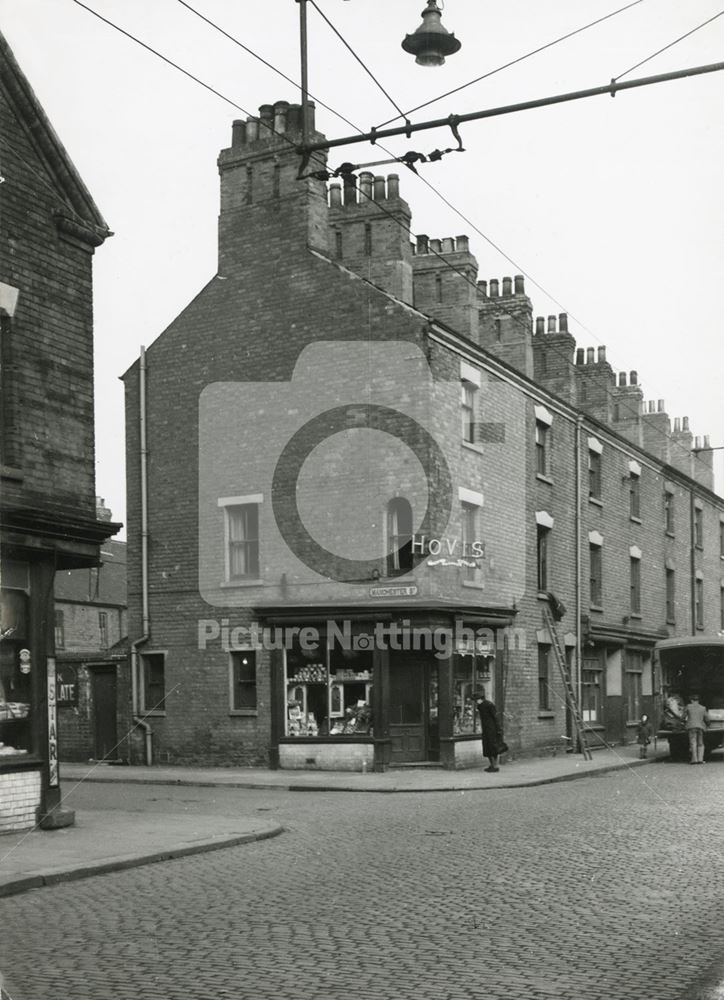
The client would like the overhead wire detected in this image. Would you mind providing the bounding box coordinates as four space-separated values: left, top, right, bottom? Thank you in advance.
68 0 716 472
375 0 647 128
613 9 724 81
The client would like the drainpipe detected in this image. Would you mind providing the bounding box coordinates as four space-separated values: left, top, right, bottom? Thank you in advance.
131 345 153 765
690 491 697 637
574 414 584 743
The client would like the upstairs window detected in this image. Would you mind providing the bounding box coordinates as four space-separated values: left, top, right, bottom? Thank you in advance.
54 609 65 650
589 543 603 607
666 569 676 624
99 611 108 649
386 497 413 575
695 576 704 629
664 491 675 534
142 652 166 713
222 500 261 581
535 422 549 476
538 646 551 711
630 556 641 615
537 526 550 592
694 505 704 549
587 439 603 500
461 382 476 444
629 472 641 520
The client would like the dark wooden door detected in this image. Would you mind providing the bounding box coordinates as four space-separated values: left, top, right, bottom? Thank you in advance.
91 667 117 760
389 653 425 763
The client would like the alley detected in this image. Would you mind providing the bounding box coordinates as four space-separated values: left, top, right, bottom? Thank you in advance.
1 759 723 1000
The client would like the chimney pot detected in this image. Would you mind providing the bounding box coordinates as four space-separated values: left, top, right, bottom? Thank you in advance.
246 117 259 142
502 276 513 296
359 172 373 201
535 317 545 335
630 370 638 385
273 100 289 134
430 238 442 254
489 278 499 297
649 401 655 413
329 183 342 208
442 237 454 254
694 436 701 450
287 104 303 133
575 347 585 365
373 175 386 201
558 313 568 333
657 399 665 412
232 119 246 147
586 347 595 365
479 280 488 296
547 315 557 334
597 346 606 364
456 235 469 253
343 173 357 206
417 234 429 254
387 174 400 199
704 434 711 447
619 372 627 387
682 416 690 431
514 275 525 294
674 417 681 432
259 104 274 127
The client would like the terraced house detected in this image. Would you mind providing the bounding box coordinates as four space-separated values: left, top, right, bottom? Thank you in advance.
122 100 723 771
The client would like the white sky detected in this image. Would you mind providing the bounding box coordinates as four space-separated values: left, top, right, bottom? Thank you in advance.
2 0 723 531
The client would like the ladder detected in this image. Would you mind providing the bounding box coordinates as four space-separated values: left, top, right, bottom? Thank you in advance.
541 604 592 761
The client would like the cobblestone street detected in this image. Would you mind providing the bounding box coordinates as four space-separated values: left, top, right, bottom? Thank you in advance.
2 759 724 1000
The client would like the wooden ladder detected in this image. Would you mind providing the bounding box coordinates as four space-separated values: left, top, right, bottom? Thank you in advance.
541 604 592 761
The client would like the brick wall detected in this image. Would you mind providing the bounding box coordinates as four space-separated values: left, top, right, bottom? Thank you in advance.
0 769 41 832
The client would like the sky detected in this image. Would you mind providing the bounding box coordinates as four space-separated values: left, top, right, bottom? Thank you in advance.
2 0 723 532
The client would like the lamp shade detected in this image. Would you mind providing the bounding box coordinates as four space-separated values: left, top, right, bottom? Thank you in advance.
401 1 462 67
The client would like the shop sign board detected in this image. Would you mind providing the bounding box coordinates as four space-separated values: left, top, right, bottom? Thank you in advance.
369 585 418 599
47 657 59 787
56 664 78 707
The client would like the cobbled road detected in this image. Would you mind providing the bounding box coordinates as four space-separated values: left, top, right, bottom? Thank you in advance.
2 758 724 1000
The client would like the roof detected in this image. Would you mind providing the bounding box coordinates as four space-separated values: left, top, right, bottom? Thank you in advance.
0 28 111 242
656 635 724 652
55 539 127 607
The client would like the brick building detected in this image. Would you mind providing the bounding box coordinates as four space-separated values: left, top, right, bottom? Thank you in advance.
0 31 118 829
122 100 724 771
54 508 128 763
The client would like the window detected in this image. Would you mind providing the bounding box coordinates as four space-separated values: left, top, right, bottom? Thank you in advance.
694 506 704 549
630 557 641 615
386 497 413 574
461 503 477 582
54 609 65 650
494 318 502 342
589 544 602 607
588 449 602 499
226 503 260 580
285 637 374 738
535 422 549 476
720 520 724 559
624 651 644 723
695 577 704 629
629 473 641 519
142 653 166 713
666 569 676 624
664 491 675 534
98 611 108 649
461 382 476 444
364 223 372 256
435 274 443 303
537 525 550 592
453 649 495 734
231 651 257 711
720 585 724 631
334 230 343 258
538 646 551 711
273 164 281 198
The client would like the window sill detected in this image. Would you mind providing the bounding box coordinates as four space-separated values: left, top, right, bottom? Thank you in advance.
665 531 675 539
230 709 258 717
462 580 485 590
629 613 642 620
630 516 642 525
666 619 676 626
537 711 555 720
589 604 604 613
0 465 23 482
588 496 603 508
537 591 551 601
536 474 554 485
141 711 166 718
462 440 485 456
220 579 264 588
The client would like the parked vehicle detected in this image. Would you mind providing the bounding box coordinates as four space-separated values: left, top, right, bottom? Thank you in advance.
656 635 724 761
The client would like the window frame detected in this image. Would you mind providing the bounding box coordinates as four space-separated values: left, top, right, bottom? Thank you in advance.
695 577 704 629
141 651 167 715
630 555 641 616
665 568 676 624
54 608 65 650
589 543 603 608
624 651 644 724
386 496 413 575
537 645 551 712
98 610 108 650
588 445 602 500
461 381 476 445
229 650 258 714
629 472 641 520
218 495 263 584
537 525 550 592
535 421 549 477
664 490 675 535
694 506 704 550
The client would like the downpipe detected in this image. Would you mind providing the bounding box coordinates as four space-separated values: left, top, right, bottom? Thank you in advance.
132 345 153 766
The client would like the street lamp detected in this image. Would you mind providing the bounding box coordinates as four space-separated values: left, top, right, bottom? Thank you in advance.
401 1 462 67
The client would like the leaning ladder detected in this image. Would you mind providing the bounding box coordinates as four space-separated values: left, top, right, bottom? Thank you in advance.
541 605 592 761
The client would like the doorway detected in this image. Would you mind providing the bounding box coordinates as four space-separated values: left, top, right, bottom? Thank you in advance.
91 666 117 760
388 651 438 763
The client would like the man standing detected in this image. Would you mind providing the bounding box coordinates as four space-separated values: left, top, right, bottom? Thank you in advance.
684 693 710 765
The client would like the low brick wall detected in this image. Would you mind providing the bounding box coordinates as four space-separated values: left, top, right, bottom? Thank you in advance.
0 769 41 832
279 742 374 772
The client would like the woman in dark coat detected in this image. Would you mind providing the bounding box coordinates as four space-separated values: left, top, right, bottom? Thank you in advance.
476 692 503 772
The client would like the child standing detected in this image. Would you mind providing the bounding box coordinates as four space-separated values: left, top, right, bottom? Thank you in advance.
636 714 653 758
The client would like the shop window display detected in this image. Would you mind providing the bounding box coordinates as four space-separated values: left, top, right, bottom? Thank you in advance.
453 648 494 735
285 636 373 737
0 588 32 757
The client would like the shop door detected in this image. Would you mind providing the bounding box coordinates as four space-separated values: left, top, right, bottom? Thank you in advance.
389 653 425 763
91 667 117 760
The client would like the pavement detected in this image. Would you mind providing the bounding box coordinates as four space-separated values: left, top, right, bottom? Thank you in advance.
0 743 665 900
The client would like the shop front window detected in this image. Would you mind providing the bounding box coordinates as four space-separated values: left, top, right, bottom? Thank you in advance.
453 645 494 735
0 587 33 755
284 633 373 737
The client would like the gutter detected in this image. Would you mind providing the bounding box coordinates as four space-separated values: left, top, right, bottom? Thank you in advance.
131 345 152 766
